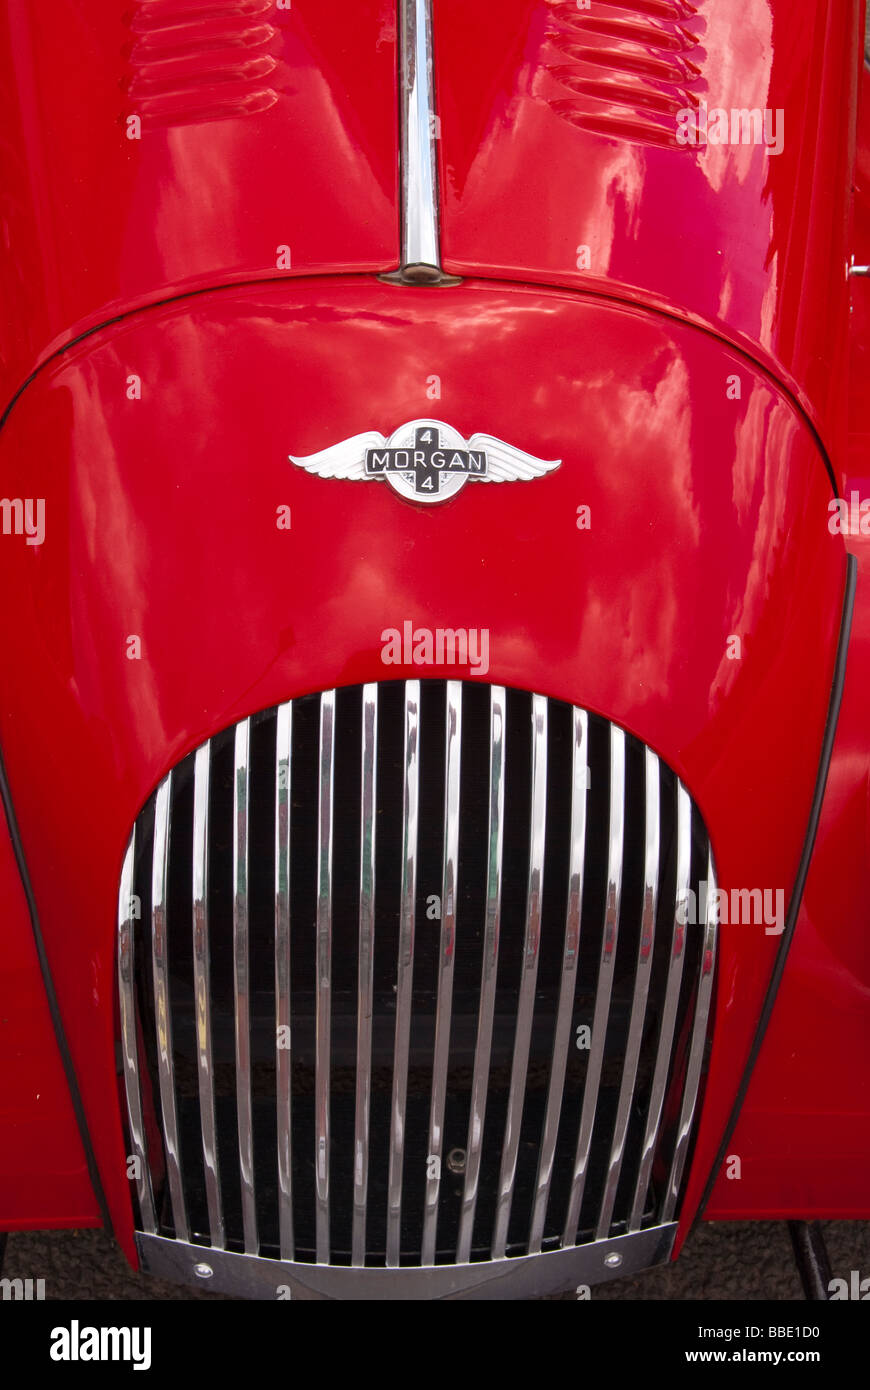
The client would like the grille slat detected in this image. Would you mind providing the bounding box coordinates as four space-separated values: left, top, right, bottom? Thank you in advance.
118 829 157 1234
421 681 462 1264
662 850 718 1222
529 707 588 1253
492 694 548 1259
275 702 293 1260
193 743 224 1249
456 685 506 1262
562 724 625 1244
315 693 335 1263
152 773 189 1242
628 776 691 1231
596 746 659 1239
386 681 420 1266
232 719 256 1253
121 681 716 1279
352 685 378 1266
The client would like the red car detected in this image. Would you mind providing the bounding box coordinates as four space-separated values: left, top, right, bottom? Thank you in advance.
0 0 868 1301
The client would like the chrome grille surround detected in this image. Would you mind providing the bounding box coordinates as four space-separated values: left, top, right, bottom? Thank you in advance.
119 681 717 1299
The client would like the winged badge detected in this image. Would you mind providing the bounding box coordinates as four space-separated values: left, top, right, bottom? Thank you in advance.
288 418 561 505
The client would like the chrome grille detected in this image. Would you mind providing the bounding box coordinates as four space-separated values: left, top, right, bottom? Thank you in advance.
119 681 716 1286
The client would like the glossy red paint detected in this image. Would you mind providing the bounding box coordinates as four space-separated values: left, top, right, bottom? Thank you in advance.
0 277 848 1255
0 798 100 1229
703 558 870 1221
434 0 859 459
703 47 870 1222
0 0 399 416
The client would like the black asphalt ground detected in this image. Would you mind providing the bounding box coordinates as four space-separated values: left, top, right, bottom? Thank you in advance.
3 1220 869 1300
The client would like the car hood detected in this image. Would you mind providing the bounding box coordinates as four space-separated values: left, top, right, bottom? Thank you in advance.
0 0 859 454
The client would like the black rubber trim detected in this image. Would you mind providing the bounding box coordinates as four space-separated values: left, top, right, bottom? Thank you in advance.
693 551 858 1227
0 741 113 1232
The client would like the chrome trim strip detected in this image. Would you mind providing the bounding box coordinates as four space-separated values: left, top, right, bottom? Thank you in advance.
352 684 378 1267
118 829 156 1234
315 691 335 1264
563 725 625 1246
193 743 223 1249
399 0 440 278
275 701 294 1261
422 680 462 1265
151 774 189 1243
387 680 420 1266
492 693 547 1259
628 778 692 1231
138 1223 677 1301
457 685 505 1263
596 748 659 1240
662 849 718 1222
529 707 588 1254
233 718 257 1254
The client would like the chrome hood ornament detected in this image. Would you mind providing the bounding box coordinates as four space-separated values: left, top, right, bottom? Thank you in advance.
289 419 561 505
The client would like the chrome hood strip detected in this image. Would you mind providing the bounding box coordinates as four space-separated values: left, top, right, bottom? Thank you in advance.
383 1 460 286
402 0 439 275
